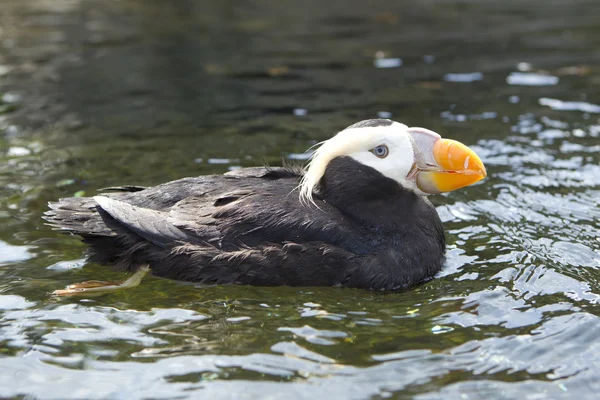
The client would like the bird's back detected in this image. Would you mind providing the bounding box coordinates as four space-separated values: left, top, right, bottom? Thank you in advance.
45 167 388 285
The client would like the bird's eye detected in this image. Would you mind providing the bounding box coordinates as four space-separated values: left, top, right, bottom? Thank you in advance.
370 144 389 158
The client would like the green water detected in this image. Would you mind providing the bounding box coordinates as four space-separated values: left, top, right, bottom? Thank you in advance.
1 0 600 398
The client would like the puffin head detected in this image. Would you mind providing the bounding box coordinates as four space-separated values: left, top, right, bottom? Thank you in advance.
300 119 486 205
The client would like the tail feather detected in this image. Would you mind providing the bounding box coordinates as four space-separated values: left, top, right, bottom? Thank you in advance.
44 197 117 237
45 196 153 272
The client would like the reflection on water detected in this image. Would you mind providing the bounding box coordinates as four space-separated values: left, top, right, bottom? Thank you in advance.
2 292 599 399
0 241 32 265
1 0 600 398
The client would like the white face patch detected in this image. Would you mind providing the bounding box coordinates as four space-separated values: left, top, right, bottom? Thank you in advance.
347 129 414 187
299 121 417 205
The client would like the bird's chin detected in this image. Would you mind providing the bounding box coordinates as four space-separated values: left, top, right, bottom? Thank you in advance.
416 169 487 194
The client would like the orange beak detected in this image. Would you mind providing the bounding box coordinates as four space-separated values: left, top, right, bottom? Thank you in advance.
408 128 487 194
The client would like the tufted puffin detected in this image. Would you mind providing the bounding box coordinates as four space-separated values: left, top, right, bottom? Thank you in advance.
45 119 486 296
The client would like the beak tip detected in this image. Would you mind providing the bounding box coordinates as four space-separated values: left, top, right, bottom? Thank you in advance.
477 165 487 179
477 162 487 179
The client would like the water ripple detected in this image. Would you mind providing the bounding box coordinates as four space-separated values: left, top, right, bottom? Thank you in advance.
1 0 600 398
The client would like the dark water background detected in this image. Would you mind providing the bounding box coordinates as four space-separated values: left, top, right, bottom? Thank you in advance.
1 1 600 398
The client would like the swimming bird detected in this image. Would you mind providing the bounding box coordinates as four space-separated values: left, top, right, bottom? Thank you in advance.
45 119 486 296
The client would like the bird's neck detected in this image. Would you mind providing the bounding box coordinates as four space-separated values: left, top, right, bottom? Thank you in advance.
318 156 428 230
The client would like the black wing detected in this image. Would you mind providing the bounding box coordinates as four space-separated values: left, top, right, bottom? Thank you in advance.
45 166 371 259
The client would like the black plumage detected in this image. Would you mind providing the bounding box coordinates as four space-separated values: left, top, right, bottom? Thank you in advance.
45 156 445 290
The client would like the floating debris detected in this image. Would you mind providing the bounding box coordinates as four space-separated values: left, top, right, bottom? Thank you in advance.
377 111 392 118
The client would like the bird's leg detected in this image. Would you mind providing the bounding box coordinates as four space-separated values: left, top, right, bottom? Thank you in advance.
51 265 150 297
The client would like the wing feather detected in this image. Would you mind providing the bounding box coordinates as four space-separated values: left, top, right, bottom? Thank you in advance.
93 196 196 248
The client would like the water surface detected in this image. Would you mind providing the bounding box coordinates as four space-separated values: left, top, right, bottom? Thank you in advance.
1 0 600 398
